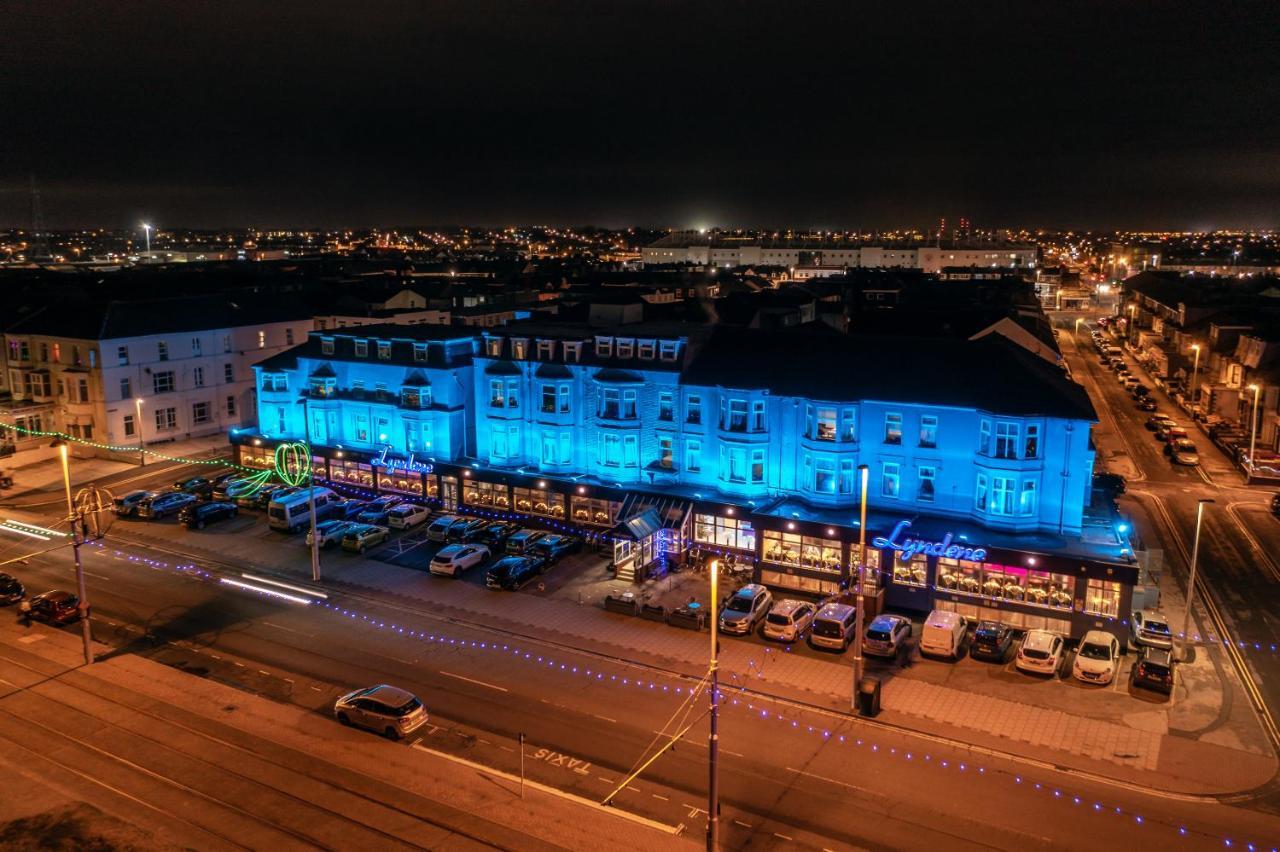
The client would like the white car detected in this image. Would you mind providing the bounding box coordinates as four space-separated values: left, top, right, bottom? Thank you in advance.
762 599 816 643
1015 629 1064 676
429 543 490 577
1072 630 1121 685
387 503 431 529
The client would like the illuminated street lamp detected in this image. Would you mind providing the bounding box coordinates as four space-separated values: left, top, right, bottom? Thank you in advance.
141 223 152 260
1177 498 1214 662
134 398 145 466
1190 344 1202 411
1247 383 1262 476
852 463 870 710
1074 317 1083 339
58 444 94 666
707 557 721 851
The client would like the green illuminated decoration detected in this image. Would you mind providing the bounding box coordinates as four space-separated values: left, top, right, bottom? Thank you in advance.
0 421 251 469
274 441 313 487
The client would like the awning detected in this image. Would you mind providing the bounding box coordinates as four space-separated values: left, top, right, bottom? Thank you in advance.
610 492 691 540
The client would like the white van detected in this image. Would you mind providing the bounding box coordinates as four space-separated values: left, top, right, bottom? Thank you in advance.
267 487 338 532
919 610 967 660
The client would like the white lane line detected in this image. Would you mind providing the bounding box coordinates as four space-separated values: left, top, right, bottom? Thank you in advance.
774 833 793 841
787 766 869 792
597 776 615 783
734 820 753 828
593 714 617 723
84 572 111 580
722 748 743 758
262 621 316 637
310 685 323 691
438 670 508 692
233 662 245 667
499 745 515 753
652 793 670 801
257 670 271 675
478 738 491 745
626 786 641 793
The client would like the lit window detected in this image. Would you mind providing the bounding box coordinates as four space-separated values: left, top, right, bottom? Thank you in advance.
919 415 938 448
990 476 1016 515
686 395 702 424
1025 424 1040 459
974 474 988 511
685 440 701 472
751 449 765 484
354 339 368 357
882 462 900 498
257 330 266 349
995 422 1020 459
486 338 503 357
918 466 936 502
658 391 674 421
814 458 836 493
1020 480 1037 516
321 337 335 355
595 337 613 357
979 419 991 454
377 341 391 359
884 412 902 445
512 339 528 359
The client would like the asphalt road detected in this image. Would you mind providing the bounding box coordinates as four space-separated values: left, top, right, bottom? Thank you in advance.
0 499 1275 849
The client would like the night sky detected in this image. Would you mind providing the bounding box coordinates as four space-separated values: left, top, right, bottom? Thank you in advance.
3 1 1279 230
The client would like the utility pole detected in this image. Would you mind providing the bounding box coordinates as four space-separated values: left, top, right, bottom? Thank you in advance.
852 464 869 710
707 559 720 851
58 445 93 666
1178 498 1214 661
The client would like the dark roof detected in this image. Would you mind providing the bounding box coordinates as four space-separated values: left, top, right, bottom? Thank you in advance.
7 293 314 340
683 324 1095 420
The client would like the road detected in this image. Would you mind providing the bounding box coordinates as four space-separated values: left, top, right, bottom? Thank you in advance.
1 467 1277 849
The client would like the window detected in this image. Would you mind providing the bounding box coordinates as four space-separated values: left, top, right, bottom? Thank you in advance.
1025 424 1039 459
918 466 936 502
720 445 750 483
157 341 168 361
490 378 505 407
117 345 129 365
658 436 674 469
979 419 991 454
658 391 674 421
192 401 210 424
621 389 637 418
751 448 765 484
616 338 634 358
222 334 232 353
601 433 622 467
191 337 202 356
541 432 559 465
995 422 1019 459
261 373 287 392
595 337 613 357
839 459 856 494
638 340 655 359
762 530 802 566
75 378 88 403
257 330 266 349
722 398 748 432
122 414 135 437
193 366 205 387
354 339 368 357
226 395 237 416
974 474 988 511
541 384 557 413
40 342 49 361
814 457 836 493
810 406 837 441
840 407 856 442
413 343 427 362
1020 480 1037 516
89 349 95 368
224 363 234 383
564 341 582 362
659 341 678 361
491 424 520 458
623 434 639 467
400 386 429 409
377 341 391 360
694 514 755 551
894 551 928 587
486 338 502 357
884 412 902 444
686 395 702 424
991 476 1016 515
882 462 900 498
119 377 131 400
557 384 570 414
685 440 701 472
321 337 335 355
286 328 295 345
511 339 527 359
1084 579 1122 617
154 407 177 431
600 387 620 419
919 415 938 448
750 400 766 432
152 370 175 394
354 414 369 442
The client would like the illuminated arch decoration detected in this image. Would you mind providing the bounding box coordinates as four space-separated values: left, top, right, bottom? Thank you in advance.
274 441 313 487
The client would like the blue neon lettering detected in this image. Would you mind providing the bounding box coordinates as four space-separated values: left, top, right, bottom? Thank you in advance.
370 446 434 474
871 520 987 563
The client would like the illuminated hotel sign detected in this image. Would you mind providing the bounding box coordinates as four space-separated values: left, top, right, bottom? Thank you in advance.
872 520 987 562
370 446 434 475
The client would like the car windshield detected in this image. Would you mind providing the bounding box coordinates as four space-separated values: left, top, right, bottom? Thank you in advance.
1080 642 1111 660
765 613 792 626
726 596 754 613
867 628 891 641
1143 619 1170 634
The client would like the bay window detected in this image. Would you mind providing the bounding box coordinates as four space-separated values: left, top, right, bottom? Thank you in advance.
995 422 1020 459
990 476 1016 515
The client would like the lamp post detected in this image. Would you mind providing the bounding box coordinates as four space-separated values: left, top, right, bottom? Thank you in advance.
707 558 720 852
852 463 869 710
1247 383 1262 477
1177 498 1214 662
297 398 322 582
134 397 145 466
58 444 94 666
1190 344 1201 414
141 223 152 260
1073 317 1083 340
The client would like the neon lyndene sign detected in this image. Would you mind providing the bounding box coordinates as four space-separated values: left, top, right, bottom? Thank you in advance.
370 446 434 475
872 519 987 562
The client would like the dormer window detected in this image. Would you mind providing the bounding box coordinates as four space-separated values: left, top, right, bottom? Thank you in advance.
354 339 368 357
413 343 427 362
376 341 391 360
400 387 431 409
659 341 678 361
595 337 613 357
638 340 655 359
564 342 582 362
616 338 634 358
537 340 554 360
309 377 335 398
320 336 335 355
512 338 528 359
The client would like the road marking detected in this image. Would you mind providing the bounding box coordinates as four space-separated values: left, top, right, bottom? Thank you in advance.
592 714 617 723
310 685 323 691
257 670 271 675
240 572 328 599
597 776 614 783
499 745 515 753
262 621 315 637
438 670 508 692
774 833 793 841
683 803 707 818
210 654 222 660
531 747 593 775
722 748 743 758
652 794 669 801
734 820 753 828
233 661 245 667
478 738 491 745
787 766 872 793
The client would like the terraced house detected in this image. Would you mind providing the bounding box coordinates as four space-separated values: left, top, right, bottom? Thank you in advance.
241 320 1139 641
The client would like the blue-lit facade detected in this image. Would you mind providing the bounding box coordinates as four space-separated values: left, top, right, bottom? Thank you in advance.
241 323 1137 640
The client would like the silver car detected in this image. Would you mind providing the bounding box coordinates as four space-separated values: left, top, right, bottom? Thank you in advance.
1131 609 1174 650
718 584 772 636
334 684 428 739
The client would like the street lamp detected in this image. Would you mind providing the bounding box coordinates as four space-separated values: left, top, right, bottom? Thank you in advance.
1074 317 1083 339
296 398 322 582
1190 344 1202 412
851 463 869 710
58 444 94 666
1247 383 1262 476
141 223 152 260
134 398 145 466
707 558 720 851
1177 498 1214 662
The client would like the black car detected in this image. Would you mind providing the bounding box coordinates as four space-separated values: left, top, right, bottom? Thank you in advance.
475 521 520 546
0 572 24 604
485 556 543 590
1137 397 1158 411
173 476 214 497
178 500 239 529
970 620 1014 662
449 517 490 542
531 534 581 564
1130 385 1150 398
1270 493 1280 518
1093 472 1126 495
337 499 372 520
28 590 81 624
356 495 403 524
1133 646 1175 695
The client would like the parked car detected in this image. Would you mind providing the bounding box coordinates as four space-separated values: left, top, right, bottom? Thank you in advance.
178 500 238 529
1137 397 1158 411
1130 384 1149 397
113 489 155 517
485 555 543 590
340 524 390 553
425 514 460 542
387 503 431 530
1015 629 1064 676
210 471 238 489
214 478 258 502
473 520 519 545
336 499 372 520
718 584 773 636
1072 630 1121 685
138 491 199 519
0 572 25 604
333 684 428 739
1156 425 1187 443
920 610 967 660
1130 609 1174 650
172 476 214 497
1145 415 1175 431
1169 439 1200 465
531 533 580 564
863 614 913 658
1092 472 1126 495
244 485 298 510
28 590 81 624
1271 493 1280 518
1133 647 1176 695
808 602 857 651
970 620 1014 662
429 543 491 577
448 517 490 542
762 599 816 643
506 528 547 554
356 496 403 525
308 519 358 548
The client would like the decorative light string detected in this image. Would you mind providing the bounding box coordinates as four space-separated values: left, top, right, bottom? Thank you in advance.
0 421 252 470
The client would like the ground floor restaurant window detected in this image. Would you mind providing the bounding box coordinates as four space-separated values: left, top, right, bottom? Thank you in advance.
760 569 839 597
378 469 423 496
240 446 273 469
762 530 802 567
934 599 1072 636
937 559 1074 611
800 537 841 575
465 480 509 508
893 552 928 587
311 456 327 480
1085 579 1122 617
332 459 374 487
856 548 881 593
570 496 620 526
424 475 439 500
514 486 564 518
693 513 756 551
